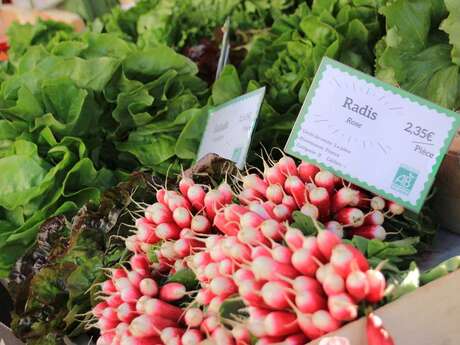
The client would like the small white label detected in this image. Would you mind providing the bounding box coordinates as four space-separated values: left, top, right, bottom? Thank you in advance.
197 87 265 169
285 58 460 212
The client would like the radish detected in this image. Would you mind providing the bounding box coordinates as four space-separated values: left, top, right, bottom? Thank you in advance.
316 263 334 284
309 187 330 220
285 333 309 345
300 203 319 219
367 313 395 345
330 244 369 277
127 271 144 286
184 308 204 328
120 286 142 303
331 188 359 212
349 225 386 240
295 290 326 313
117 303 137 323
97 317 119 332
156 188 167 205
219 258 234 275
231 325 251 344
264 311 300 337
172 207 192 228
204 189 225 219
249 202 273 220
388 201 404 215
229 242 252 263
366 269 385 303
325 221 344 238
210 276 237 298
106 293 123 308
284 228 305 250
155 223 181 240
256 336 284 345
302 236 324 261
201 316 220 334
239 188 263 204
208 295 226 314
240 211 265 228
251 245 272 260
159 282 187 301
101 280 117 295
218 182 234 204
161 327 184 342
173 238 193 257
335 208 364 227
278 156 298 176
271 245 293 264
144 298 183 320
209 239 226 262
146 203 173 224
364 211 385 226
297 313 324 340
243 174 269 195
135 218 159 244
125 235 141 253
187 185 206 211
289 275 323 295
298 162 320 183
120 335 163 345
266 184 284 204
191 252 211 268
195 288 215 305
261 281 293 309
219 236 239 257
260 219 284 240
317 230 341 260
284 175 307 207
139 278 158 297
129 314 177 337
179 177 194 196
135 296 150 314
370 196 386 211
168 195 191 212
97 332 115 345
328 293 358 321
93 302 108 318
160 242 178 261
314 171 336 193
251 256 298 280
346 268 369 302
238 279 265 307
191 215 211 233
282 194 298 210
114 277 132 292
212 327 235 345
322 270 345 296
291 248 320 277
233 268 255 284
214 211 240 236
182 329 204 345
264 164 286 185
102 307 118 321
115 323 129 337
312 310 342 333
272 204 291 221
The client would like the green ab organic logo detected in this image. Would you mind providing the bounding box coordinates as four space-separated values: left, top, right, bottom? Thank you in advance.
392 165 418 195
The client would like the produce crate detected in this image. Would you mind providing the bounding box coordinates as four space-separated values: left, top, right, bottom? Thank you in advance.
433 134 460 234
0 323 23 345
308 269 460 345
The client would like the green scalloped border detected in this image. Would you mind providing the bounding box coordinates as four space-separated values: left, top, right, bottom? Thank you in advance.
285 57 460 213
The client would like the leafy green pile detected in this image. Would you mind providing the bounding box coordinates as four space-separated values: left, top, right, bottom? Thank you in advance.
0 24 210 276
8 173 156 345
238 0 387 149
376 0 460 110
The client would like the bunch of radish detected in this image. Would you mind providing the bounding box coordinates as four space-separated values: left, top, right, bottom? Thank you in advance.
92 155 400 345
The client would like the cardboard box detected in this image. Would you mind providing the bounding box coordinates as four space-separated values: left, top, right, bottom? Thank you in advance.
0 323 24 345
0 4 85 36
433 134 460 234
308 269 460 345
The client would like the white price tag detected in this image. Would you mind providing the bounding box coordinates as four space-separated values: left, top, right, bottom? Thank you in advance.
285 58 460 212
197 87 265 169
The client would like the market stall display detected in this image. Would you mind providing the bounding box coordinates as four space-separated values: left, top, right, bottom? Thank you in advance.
0 0 459 344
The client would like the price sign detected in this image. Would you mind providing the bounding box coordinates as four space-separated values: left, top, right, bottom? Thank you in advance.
285 58 460 212
197 87 265 169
